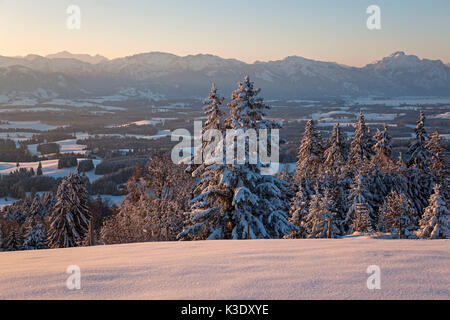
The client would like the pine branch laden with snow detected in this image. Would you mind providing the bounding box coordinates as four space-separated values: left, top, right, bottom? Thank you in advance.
48 173 91 248
180 76 294 240
378 190 418 239
417 184 450 239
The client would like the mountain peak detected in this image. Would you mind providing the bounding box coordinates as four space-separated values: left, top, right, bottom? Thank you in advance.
46 51 108 64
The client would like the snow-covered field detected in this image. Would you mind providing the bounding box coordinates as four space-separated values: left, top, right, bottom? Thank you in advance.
0 238 448 300
110 118 178 128
0 159 102 181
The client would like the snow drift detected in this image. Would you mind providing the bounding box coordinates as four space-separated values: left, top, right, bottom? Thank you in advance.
0 237 448 300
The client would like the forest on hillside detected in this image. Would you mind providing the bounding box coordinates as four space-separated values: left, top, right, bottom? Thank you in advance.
0 77 449 251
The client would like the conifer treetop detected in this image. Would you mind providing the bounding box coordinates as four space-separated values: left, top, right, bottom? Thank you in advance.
227 76 270 130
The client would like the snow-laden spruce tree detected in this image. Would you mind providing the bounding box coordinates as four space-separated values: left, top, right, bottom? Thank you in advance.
289 119 324 238
305 187 340 238
180 76 293 240
288 178 313 238
142 154 193 241
407 111 432 171
48 173 91 248
321 123 351 228
378 190 418 239
351 203 374 233
323 123 347 174
345 173 375 233
203 82 224 132
188 82 225 174
373 124 393 167
23 215 48 250
426 130 445 177
40 192 56 213
417 184 449 239
368 165 388 218
388 153 410 198
29 195 49 218
369 125 398 215
295 119 324 182
225 75 270 129
347 112 374 168
406 111 433 215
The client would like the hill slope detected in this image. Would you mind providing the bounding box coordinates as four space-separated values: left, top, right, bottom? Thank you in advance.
0 237 448 299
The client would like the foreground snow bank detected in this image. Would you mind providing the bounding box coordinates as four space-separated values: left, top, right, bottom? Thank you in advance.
0 238 448 299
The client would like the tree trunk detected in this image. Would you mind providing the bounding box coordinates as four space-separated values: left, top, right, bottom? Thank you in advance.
327 219 331 239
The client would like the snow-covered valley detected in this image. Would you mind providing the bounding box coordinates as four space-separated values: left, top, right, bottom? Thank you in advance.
0 237 448 300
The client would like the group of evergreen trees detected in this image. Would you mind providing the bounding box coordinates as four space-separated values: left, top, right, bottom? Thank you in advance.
181 78 448 240
289 111 448 239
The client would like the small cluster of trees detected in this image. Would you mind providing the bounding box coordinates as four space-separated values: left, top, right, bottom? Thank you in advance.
99 156 193 243
77 159 95 173
0 193 55 251
289 110 448 239
0 167 57 199
58 155 78 169
0 139 36 162
37 143 60 155
0 175 113 251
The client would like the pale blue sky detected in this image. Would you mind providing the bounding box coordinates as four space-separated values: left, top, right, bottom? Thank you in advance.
1 0 449 66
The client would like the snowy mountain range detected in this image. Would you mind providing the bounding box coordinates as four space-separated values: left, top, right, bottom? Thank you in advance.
45 51 108 64
0 51 449 99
